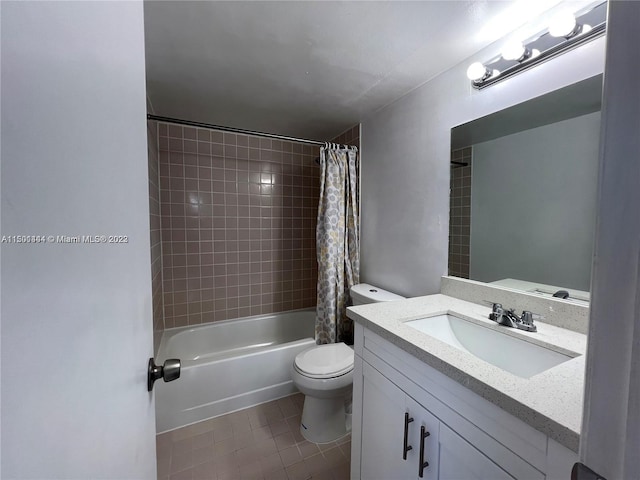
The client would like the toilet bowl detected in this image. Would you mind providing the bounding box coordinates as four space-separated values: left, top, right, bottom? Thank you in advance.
291 283 405 443
291 342 354 443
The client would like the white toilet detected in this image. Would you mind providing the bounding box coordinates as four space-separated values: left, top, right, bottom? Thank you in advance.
291 283 405 443
350 282 406 306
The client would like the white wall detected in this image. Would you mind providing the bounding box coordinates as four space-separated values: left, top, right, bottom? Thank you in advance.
470 112 600 291
360 31 606 297
1 2 156 478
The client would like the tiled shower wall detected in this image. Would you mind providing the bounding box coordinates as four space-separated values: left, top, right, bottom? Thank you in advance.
448 147 472 278
157 124 321 328
148 120 164 354
331 124 360 148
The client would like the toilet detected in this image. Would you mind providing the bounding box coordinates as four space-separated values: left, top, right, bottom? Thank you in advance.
291 283 405 443
350 282 406 306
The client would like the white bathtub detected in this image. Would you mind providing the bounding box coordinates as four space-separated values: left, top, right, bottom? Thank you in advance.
155 308 316 433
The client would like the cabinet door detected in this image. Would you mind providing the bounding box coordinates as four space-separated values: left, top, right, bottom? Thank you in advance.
406 397 440 480
439 425 514 480
361 363 413 479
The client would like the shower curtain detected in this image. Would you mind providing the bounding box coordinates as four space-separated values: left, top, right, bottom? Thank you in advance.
315 144 359 344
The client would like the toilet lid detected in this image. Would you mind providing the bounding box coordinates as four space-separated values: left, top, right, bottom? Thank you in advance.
294 343 354 379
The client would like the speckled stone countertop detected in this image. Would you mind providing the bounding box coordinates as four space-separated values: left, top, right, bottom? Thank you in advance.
347 294 587 452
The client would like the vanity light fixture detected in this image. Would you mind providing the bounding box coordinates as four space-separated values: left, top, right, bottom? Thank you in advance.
548 11 580 38
500 40 531 61
466 62 501 82
467 1 606 89
466 62 491 81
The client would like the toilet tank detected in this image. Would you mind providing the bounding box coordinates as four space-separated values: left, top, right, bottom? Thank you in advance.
350 283 405 305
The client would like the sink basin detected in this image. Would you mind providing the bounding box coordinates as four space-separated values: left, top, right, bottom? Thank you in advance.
406 314 575 378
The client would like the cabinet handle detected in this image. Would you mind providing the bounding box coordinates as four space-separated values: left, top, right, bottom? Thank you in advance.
403 412 414 460
419 425 431 478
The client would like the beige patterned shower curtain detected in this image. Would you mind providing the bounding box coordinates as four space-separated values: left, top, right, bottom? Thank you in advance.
315 145 359 344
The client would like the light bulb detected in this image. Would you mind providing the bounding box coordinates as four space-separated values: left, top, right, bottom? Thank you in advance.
531 48 541 59
466 62 489 81
582 24 592 34
548 11 577 38
501 41 527 61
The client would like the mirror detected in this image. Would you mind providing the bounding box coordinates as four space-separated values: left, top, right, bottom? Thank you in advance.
449 75 603 304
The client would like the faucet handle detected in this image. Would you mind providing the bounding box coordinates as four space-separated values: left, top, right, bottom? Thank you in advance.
517 311 541 332
521 310 544 323
521 311 534 325
488 302 503 321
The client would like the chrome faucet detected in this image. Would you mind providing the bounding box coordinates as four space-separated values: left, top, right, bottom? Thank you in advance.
489 303 539 332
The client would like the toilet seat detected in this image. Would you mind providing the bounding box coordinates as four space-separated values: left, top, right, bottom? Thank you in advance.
294 343 354 379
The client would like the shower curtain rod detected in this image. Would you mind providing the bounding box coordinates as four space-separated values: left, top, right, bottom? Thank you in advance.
147 114 356 150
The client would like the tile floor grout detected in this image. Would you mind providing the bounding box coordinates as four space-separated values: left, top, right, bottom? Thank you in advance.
157 393 350 480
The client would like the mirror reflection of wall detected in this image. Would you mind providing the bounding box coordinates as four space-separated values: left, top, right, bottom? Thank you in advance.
449 75 602 300
449 149 472 279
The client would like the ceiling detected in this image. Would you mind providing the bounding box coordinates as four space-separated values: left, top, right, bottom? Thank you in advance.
144 1 560 140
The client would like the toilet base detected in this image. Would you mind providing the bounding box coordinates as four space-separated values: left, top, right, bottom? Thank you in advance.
299 395 348 443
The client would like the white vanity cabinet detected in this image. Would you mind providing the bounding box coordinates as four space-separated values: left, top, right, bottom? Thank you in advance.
351 323 578 480
361 362 440 479
361 361 515 480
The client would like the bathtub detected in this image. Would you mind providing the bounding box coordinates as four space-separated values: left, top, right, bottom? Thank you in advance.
155 308 316 433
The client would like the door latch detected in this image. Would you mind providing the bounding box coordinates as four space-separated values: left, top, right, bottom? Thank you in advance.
147 358 181 391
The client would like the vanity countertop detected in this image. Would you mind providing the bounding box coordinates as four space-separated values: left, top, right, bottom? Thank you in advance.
347 293 587 452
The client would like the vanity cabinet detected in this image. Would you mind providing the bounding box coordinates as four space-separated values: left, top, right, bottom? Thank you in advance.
362 361 512 479
361 362 439 479
351 323 578 480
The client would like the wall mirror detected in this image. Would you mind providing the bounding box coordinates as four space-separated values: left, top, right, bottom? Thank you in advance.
449 75 603 304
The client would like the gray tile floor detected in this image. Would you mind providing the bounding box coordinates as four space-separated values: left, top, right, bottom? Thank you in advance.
157 393 351 480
